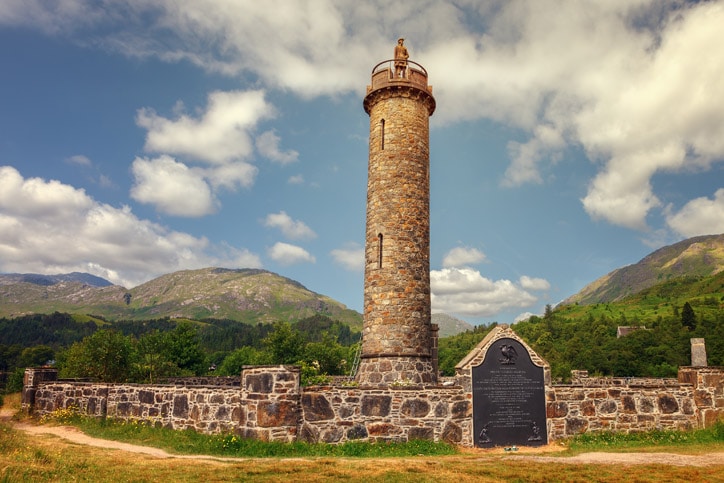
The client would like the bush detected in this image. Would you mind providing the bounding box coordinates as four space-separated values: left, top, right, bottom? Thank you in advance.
5 368 25 393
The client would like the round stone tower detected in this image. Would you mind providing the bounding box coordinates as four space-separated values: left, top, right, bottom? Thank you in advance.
357 43 437 385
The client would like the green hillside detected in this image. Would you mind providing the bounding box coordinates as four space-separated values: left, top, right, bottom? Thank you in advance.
0 268 362 330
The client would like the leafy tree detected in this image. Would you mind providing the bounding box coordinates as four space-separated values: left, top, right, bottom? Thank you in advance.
681 302 697 331
16 345 54 368
303 332 352 375
59 330 135 382
133 330 180 383
262 321 305 364
217 346 269 376
165 323 207 375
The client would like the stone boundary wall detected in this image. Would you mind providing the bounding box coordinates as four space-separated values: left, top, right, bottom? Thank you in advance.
23 365 723 446
547 382 698 440
296 384 471 444
31 381 241 433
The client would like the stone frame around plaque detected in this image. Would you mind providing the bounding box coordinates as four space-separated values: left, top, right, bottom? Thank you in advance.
455 326 550 448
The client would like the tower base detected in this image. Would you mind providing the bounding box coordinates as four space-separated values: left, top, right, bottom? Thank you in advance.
356 356 437 385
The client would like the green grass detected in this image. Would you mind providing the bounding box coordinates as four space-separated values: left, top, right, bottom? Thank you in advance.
59 415 458 458
567 420 724 452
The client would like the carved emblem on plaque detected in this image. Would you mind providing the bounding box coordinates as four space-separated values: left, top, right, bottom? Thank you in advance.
478 423 492 444
528 421 542 441
498 344 518 365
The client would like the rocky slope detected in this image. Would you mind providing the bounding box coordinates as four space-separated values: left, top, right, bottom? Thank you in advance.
563 233 724 305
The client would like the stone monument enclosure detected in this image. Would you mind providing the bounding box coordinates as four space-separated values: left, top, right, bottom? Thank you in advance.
21 43 724 446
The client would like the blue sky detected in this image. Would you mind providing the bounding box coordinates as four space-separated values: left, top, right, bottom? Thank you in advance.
1 1 723 325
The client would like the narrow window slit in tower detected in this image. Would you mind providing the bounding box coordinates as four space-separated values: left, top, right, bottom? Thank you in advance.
380 119 385 150
377 233 383 269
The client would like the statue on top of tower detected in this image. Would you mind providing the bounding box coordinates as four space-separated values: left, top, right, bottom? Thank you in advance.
394 38 409 78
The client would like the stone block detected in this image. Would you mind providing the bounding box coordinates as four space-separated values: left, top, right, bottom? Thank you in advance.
621 395 636 413
441 421 462 443
657 394 679 414
450 400 470 419
257 400 298 427
138 390 154 405
246 374 274 393
565 418 588 435
408 426 434 441
547 401 568 418
173 395 188 418
347 424 368 440
401 398 430 417
361 395 392 417
302 393 335 421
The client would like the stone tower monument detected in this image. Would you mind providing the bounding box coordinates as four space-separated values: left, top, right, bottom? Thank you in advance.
357 40 437 385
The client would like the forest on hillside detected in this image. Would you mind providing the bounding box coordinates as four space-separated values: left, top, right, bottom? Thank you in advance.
1 298 722 391
437 301 724 381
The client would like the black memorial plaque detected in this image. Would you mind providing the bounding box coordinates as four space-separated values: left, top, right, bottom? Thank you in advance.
472 338 547 447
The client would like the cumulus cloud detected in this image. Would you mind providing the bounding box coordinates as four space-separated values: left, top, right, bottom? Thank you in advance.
442 246 486 268
519 275 551 291
287 174 305 185
430 267 540 317
66 154 92 167
263 211 316 240
137 90 273 165
130 155 217 217
267 242 316 265
331 243 365 271
133 89 282 215
256 130 299 165
5 1 724 233
665 188 724 237
0 166 261 286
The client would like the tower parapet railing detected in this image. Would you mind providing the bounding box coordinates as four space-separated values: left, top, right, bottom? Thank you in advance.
367 59 433 95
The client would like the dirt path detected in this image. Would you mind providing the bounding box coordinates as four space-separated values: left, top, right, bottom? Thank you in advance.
3 408 723 466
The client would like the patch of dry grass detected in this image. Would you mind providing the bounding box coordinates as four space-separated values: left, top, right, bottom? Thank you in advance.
2 427 722 482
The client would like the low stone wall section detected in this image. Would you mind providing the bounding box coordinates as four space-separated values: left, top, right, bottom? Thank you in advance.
32 381 241 433
296 384 471 444
24 365 724 445
546 380 699 440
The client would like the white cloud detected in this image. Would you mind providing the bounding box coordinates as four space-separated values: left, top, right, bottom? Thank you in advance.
130 155 217 217
263 211 316 240
133 90 277 214
430 267 539 317
5 1 724 233
66 154 92 167
0 166 261 287
203 162 258 191
665 188 724 238
519 275 550 291
256 130 299 165
331 243 365 271
267 242 316 265
442 246 486 268
137 90 274 165
287 174 305 185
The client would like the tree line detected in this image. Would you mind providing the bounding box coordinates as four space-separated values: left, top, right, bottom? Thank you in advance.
0 313 360 388
2 299 721 389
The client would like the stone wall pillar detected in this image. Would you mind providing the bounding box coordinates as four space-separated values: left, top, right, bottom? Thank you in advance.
690 338 707 367
21 367 58 414
239 365 301 442
678 366 724 427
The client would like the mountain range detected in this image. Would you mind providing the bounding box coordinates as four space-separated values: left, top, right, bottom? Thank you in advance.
562 233 724 306
2 234 722 333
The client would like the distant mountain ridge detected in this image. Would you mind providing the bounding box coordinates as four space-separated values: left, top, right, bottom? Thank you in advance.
432 313 474 337
0 272 112 287
0 267 362 328
563 233 724 305
0 267 474 336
